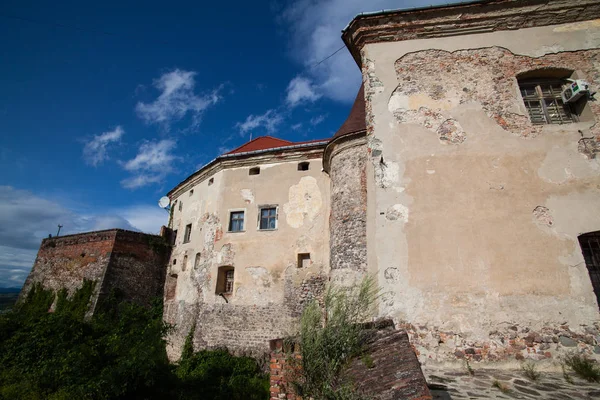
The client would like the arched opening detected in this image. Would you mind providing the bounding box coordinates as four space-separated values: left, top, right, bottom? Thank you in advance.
182 255 188 271
215 266 235 295
578 231 600 308
194 252 201 269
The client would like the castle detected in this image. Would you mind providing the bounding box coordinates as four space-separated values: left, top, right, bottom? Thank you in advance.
21 0 600 367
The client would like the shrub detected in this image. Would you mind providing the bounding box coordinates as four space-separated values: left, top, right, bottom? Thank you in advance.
521 361 541 381
564 353 600 383
291 276 379 400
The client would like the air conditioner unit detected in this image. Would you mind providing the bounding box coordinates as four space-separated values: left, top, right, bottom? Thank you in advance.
562 80 590 103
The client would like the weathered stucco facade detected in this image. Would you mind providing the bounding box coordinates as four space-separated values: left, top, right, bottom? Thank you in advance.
164 138 330 359
342 0 600 364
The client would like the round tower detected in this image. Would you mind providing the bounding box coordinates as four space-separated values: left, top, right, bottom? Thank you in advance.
323 84 368 284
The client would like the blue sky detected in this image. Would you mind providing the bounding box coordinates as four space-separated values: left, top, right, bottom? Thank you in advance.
0 0 456 287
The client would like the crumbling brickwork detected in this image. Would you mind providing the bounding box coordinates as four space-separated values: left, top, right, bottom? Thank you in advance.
20 229 170 314
269 324 432 400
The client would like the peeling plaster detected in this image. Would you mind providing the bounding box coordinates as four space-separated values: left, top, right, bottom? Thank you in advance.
240 189 254 204
283 176 322 228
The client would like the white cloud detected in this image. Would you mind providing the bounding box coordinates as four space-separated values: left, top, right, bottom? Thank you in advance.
120 205 168 235
135 69 223 130
310 114 327 126
82 126 124 166
0 186 170 287
291 123 303 131
236 109 284 134
286 76 321 107
121 139 179 189
279 0 454 103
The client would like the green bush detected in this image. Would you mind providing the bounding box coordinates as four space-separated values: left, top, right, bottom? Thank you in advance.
292 276 380 400
0 282 268 400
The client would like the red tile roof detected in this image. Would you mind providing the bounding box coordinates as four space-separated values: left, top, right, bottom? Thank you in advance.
333 83 366 139
225 136 327 155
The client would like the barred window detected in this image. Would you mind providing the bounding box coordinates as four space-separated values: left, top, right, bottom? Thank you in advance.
216 266 235 295
519 79 574 125
225 270 234 293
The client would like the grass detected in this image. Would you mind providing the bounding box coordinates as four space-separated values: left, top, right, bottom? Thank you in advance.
465 360 474 376
492 379 510 393
521 361 541 381
564 353 600 383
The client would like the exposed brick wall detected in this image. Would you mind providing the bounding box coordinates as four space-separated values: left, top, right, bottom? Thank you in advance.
99 230 170 308
393 47 600 142
20 229 170 314
269 325 432 400
329 137 368 273
19 230 118 310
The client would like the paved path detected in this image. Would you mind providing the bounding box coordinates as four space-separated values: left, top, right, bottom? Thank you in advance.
424 365 600 399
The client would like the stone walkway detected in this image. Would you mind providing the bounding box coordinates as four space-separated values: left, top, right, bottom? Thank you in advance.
423 365 600 399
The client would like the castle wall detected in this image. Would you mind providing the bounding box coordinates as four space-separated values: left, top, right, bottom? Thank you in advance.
19 230 115 313
362 18 600 364
20 229 169 315
165 151 330 359
100 230 169 308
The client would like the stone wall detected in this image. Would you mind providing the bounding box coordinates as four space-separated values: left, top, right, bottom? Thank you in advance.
268 324 432 400
20 230 116 313
100 230 170 308
328 134 368 284
20 229 170 315
359 12 600 366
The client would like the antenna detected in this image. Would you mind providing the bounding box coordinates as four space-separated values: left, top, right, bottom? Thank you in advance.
158 196 171 210
56 224 63 237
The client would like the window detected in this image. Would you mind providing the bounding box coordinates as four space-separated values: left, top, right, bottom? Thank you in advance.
249 167 260 175
194 252 201 269
183 224 192 243
208 177 214 186
215 266 235 294
519 79 575 125
189 189 194 196
172 230 178 246
259 207 277 230
229 211 244 232
179 201 183 211
298 162 309 171
298 253 311 268
579 232 600 309
182 255 188 271
173 258 177 265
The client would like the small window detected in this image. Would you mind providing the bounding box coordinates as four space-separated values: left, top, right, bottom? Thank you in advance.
249 167 260 175
208 177 214 186
172 230 178 246
298 253 311 268
179 201 183 212
229 211 245 232
173 258 177 265
298 162 309 171
194 252 201 269
259 207 277 230
183 224 192 243
189 189 194 196
519 79 575 125
216 266 235 294
182 255 188 271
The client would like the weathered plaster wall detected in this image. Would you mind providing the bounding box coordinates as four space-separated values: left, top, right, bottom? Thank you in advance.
165 153 330 360
362 21 600 364
328 135 369 286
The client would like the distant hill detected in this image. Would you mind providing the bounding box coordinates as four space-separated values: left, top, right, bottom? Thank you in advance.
0 288 21 294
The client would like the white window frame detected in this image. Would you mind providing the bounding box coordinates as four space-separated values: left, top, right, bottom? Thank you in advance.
258 205 278 231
